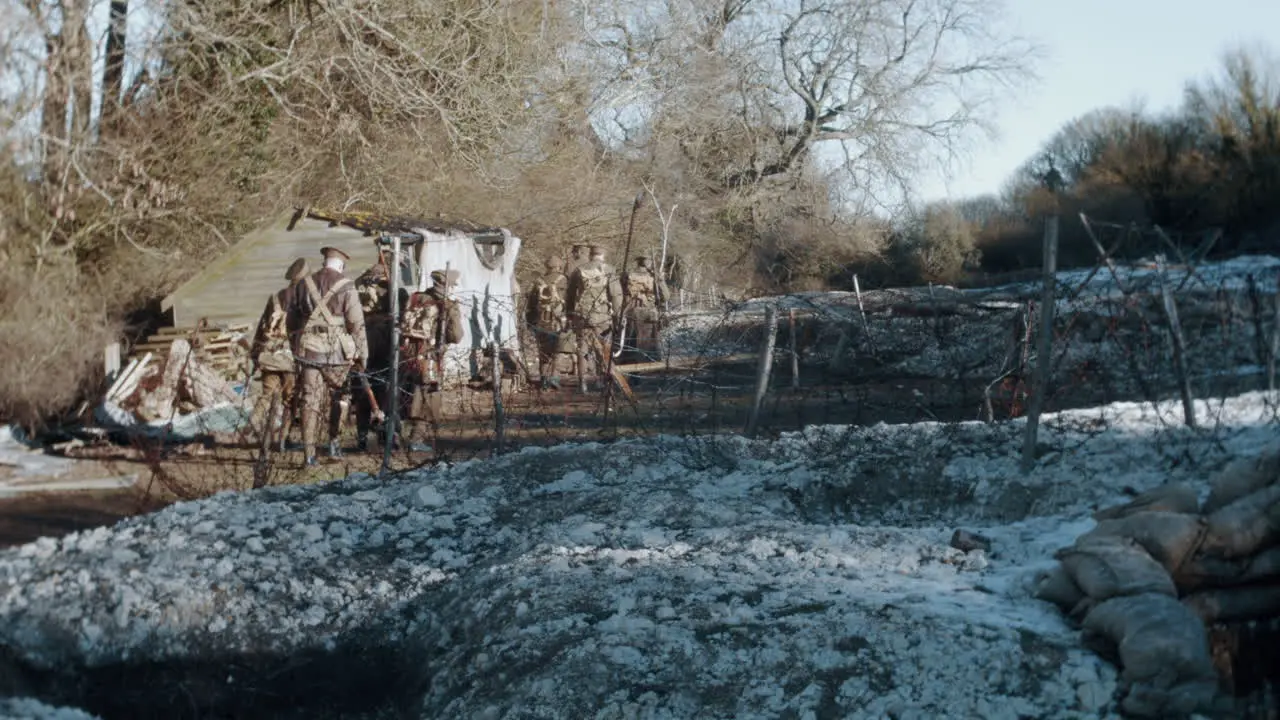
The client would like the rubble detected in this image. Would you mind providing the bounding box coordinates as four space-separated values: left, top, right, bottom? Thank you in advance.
94 333 250 442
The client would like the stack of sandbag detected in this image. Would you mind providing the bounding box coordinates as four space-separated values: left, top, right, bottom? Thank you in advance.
1177 447 1280 625
1033 441 1280 717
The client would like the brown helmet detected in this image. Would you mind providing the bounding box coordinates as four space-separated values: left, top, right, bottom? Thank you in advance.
285 257 310 282
545 255 565 270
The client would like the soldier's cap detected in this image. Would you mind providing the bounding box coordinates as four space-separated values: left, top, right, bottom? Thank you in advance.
545 255 564 269
320 246 350 261
634 256 649 265
430 269 462 285
285 257 310 281
587 244 604 256
571 243 587 251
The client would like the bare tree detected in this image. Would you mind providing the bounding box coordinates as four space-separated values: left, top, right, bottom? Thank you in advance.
577 0 1036 210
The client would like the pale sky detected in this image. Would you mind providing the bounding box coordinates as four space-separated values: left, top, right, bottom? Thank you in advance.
918 0 1280 203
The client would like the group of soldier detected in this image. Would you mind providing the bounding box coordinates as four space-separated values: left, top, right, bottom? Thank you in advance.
244 241 665 464
525 243 665 390
247 246 462 466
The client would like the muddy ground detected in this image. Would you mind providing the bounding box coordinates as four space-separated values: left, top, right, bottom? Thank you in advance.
0 353 1264 550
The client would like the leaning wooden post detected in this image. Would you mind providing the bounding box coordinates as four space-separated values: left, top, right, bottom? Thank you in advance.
381 235 402 477
1156 255 1197 427
1020 214 1059 473
492 324 506 454
745 305 779 438
788 308 800 390
1271 270 1280 392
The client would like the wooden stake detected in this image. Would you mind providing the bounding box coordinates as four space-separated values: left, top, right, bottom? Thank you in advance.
788 309 799 390
745 306 778 438
492 329 506 454
1270 273 1279 392
381 236 402 477
1020 214 1059 473
1156 254 1197 427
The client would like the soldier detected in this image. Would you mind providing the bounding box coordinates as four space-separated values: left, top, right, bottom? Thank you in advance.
566 244 621 389
568 243 588 274
247 257 309 449
622 255 664 359
526 255 570 389
399 269 463 453
350 254 400 452
287 246 368 466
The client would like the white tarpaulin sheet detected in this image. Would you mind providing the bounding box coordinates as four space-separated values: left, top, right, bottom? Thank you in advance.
413 228 523 380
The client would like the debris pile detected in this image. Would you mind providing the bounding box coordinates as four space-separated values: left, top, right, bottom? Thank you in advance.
1036 440 1280 717
95 332 251 440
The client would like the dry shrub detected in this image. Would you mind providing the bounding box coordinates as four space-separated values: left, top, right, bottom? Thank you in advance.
0 263 121 429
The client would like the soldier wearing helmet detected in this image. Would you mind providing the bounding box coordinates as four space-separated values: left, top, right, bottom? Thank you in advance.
526 255 571 389
247 257 310 450
565 245 622 389
399 268 463 453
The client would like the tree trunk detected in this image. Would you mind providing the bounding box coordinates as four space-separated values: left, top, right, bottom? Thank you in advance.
64 0 94 145
101 0 129 133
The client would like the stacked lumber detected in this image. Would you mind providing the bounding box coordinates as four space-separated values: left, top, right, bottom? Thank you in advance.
113 338 243 422
1035 442 1280 717
128 323 252 383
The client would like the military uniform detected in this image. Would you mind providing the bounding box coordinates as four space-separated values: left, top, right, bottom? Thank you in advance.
351 259 397 451
566 246 621 384
527 256 570 388
399 270 463 451
248 257 309 447
287 247 368 464
622 256 664 358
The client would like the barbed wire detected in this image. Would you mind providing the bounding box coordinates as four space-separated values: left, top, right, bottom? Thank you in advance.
71 230 1277 503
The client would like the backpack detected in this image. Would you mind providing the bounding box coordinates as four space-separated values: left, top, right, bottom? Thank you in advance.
299 276 358 362
403 294 464 347
532 274 565 330
257 292 295 373
577 264 611 317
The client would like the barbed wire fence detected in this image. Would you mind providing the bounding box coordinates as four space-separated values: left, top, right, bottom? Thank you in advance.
64 214 1280 506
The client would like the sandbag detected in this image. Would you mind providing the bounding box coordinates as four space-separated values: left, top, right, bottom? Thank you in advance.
1077 511 1206 574
1199 484 1280 559
1093 483 1200 521
1176 545 1280 592
1183 583 1280 624
1033 564 1085 613
1057 536 1177 601
1082 593 1219 718
1202 442 1280 514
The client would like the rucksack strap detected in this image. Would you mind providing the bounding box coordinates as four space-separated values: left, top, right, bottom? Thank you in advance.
304 276 352 328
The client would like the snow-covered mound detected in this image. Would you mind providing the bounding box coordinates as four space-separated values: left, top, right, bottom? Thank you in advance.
0 697 100 720
2 392 1278 718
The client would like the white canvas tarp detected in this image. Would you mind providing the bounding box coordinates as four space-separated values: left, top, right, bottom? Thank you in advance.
413 228 523 380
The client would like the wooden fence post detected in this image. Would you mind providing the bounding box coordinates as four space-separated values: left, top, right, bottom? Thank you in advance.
1020 214 1059 473
789 309 799 390
492 330 506 454
1156 255 1197 427
745 306 779 438
1271 271 1280 392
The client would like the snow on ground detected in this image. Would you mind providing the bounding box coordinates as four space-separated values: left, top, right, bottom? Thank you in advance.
664 256 1280 390
0 697 101 720
1 392 1278 718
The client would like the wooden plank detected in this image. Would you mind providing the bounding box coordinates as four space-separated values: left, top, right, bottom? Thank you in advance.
1021 214 1059 474
615 353 758 374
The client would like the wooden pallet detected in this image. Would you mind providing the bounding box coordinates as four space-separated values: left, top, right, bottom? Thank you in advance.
126 323 252 383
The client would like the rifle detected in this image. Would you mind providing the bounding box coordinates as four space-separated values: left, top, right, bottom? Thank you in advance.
354 368 385 423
